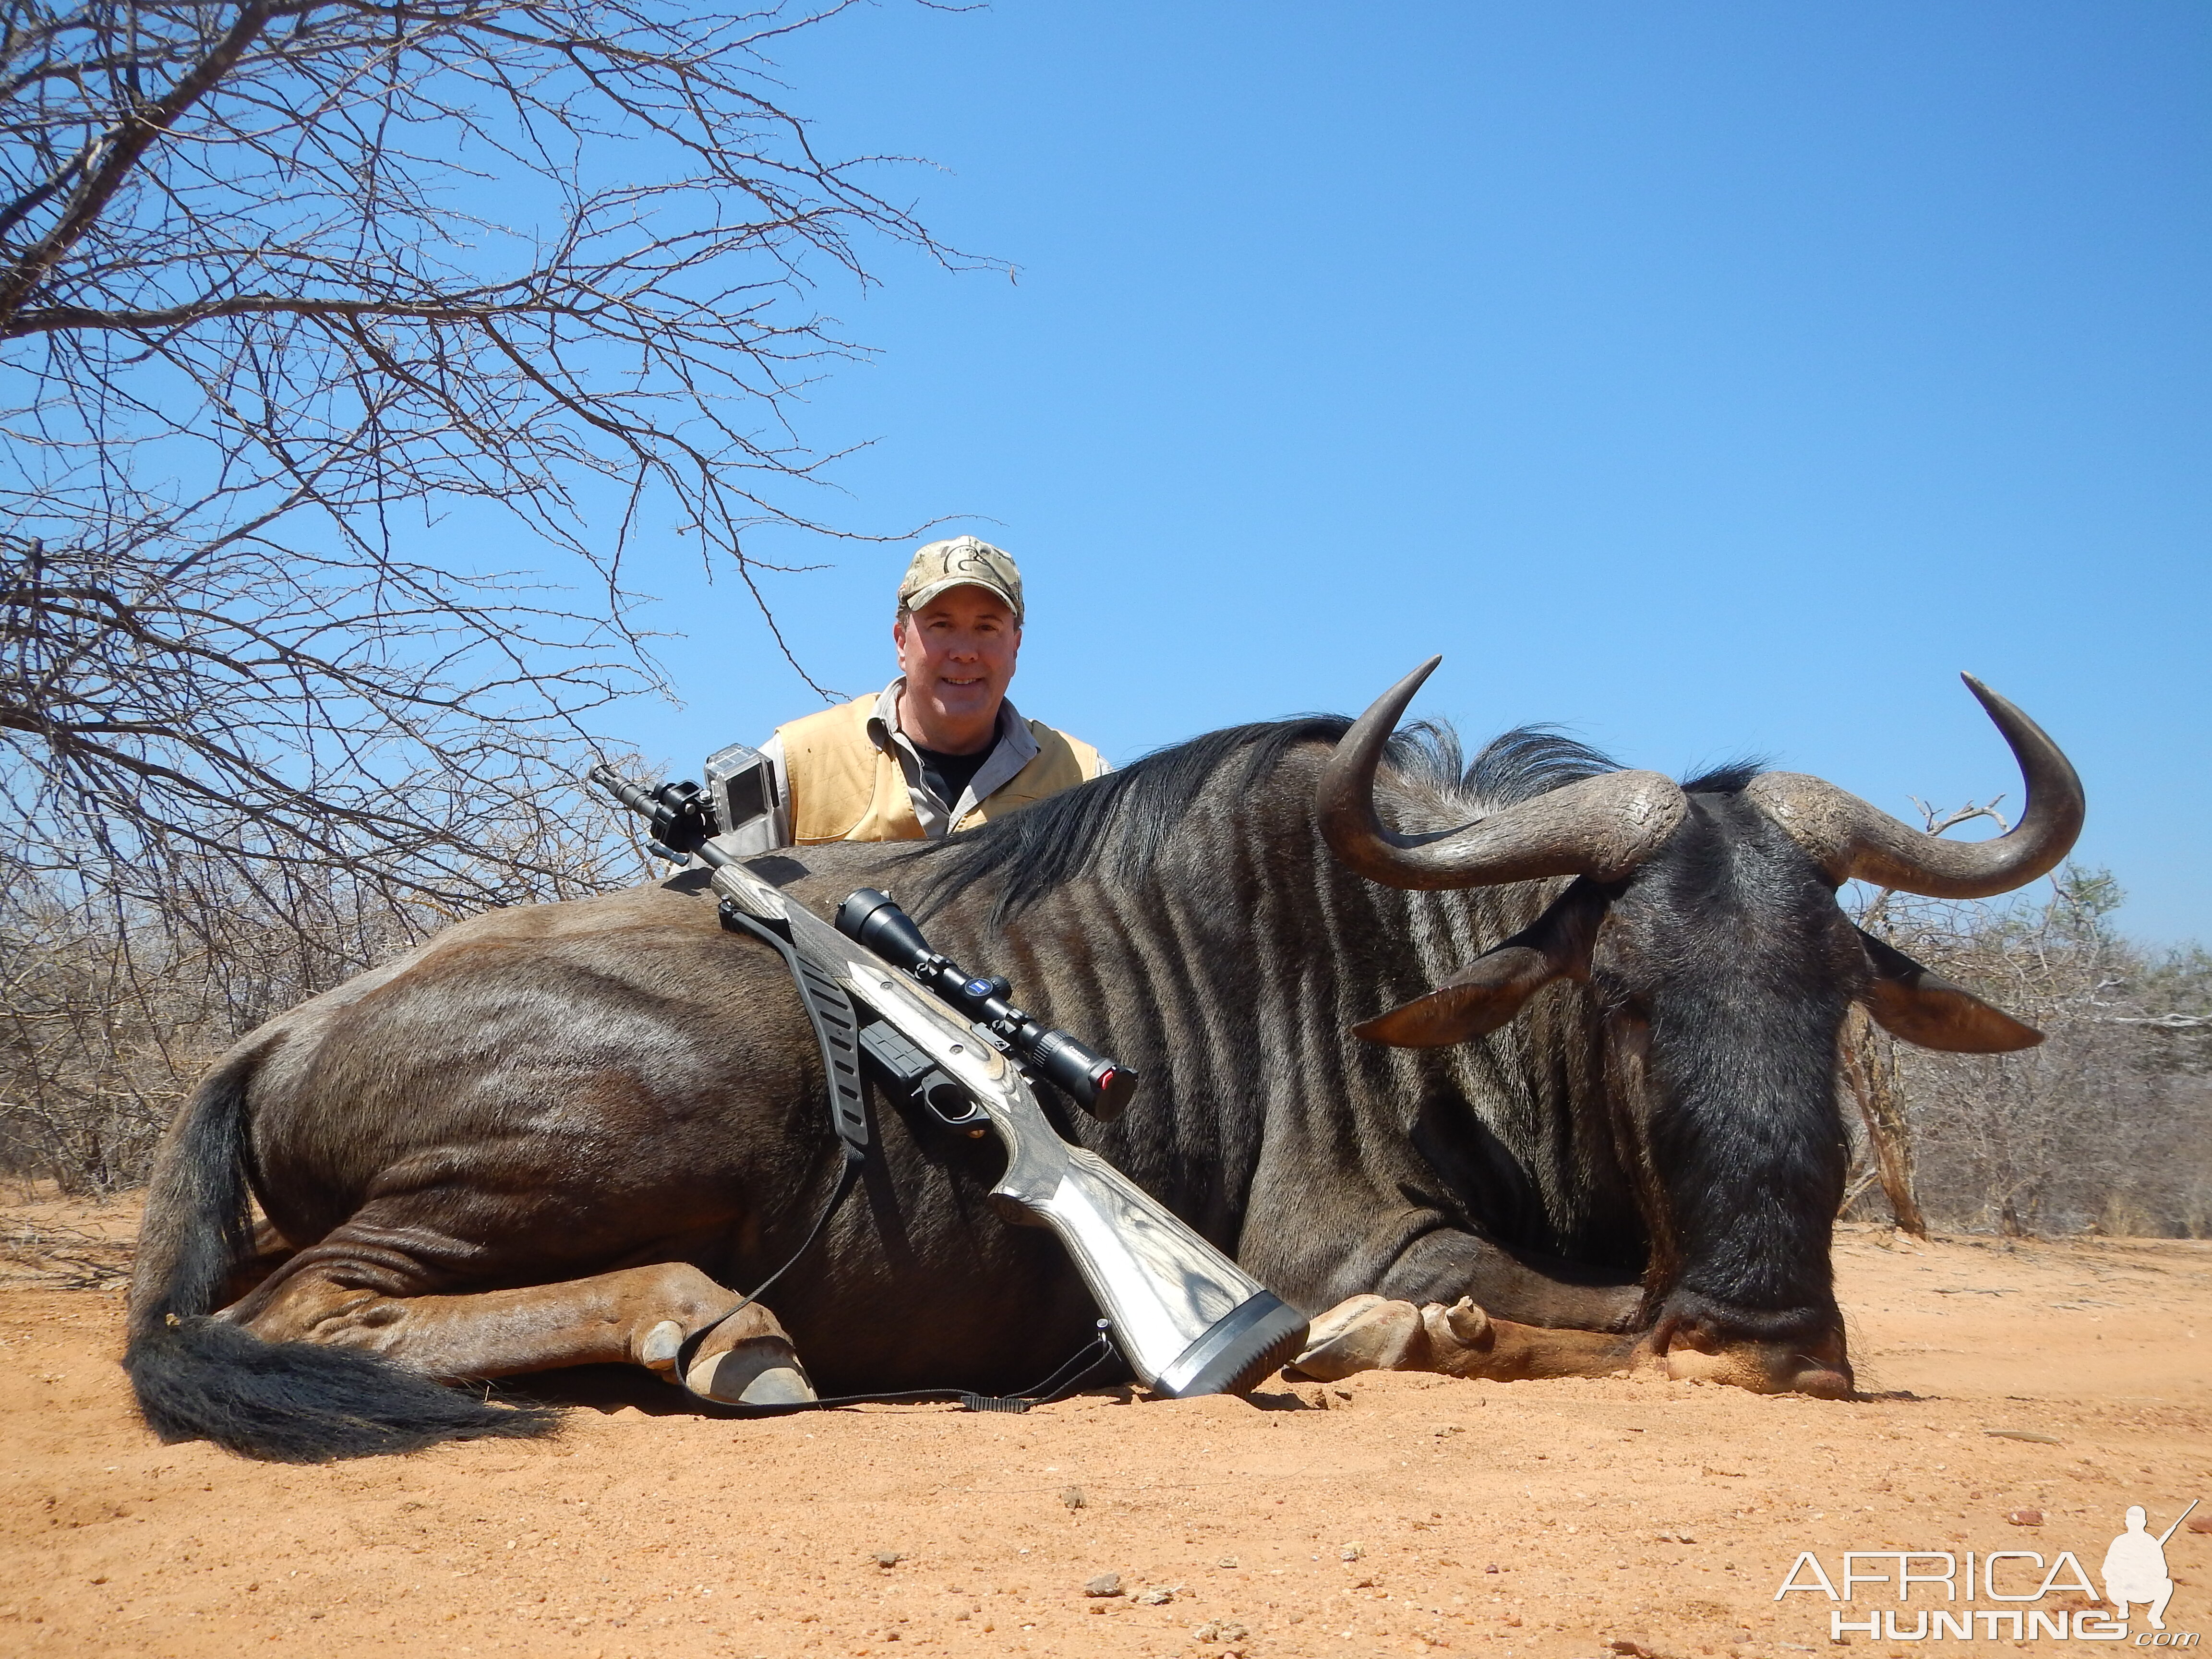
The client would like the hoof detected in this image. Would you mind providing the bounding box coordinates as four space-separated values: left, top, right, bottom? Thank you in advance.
1301 1292 1391 1350
685 1336 818 1408
1434 1296 1492 1345
639 1319 685 1378
1284 1295 1428 1381
1655 1332 1853 1398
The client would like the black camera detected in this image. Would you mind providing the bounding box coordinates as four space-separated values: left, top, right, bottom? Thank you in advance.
836 888 1138 1121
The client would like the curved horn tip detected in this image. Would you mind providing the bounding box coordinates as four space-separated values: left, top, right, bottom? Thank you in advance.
1349 656 1446 733
1398 655 1444 695
1959 672 2022 719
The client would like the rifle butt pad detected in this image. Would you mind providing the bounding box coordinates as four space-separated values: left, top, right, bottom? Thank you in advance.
999 1147 1310 1397
1150 1291 1312 1399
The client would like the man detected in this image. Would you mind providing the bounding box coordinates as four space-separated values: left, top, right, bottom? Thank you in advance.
721 536 1107 852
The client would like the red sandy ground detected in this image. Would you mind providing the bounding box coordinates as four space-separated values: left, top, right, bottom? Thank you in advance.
2 1190 2207 1659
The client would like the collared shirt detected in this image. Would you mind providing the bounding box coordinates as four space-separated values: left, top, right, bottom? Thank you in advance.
717 679 1083 854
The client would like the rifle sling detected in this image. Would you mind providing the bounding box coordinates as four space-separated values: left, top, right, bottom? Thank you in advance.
671 897 1070 1413
718 899 870 1159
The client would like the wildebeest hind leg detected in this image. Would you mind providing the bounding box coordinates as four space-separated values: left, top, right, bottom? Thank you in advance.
1287 1294 1635 1383
231 1261 812 1405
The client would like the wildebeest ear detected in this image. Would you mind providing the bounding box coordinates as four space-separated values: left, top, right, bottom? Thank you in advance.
1354 946 1558 1047
1854 927 2043 1053
1355 881 1602 1048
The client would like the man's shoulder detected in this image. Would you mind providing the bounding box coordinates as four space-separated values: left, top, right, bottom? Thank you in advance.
777 692 880 752
1021 718 1107 780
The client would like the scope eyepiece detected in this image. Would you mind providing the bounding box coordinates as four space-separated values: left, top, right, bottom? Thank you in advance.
1027 1028 1139 1118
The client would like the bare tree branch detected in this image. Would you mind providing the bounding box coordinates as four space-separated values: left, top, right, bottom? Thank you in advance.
3 293 577 333
1854 857 2212 1238
0 0 980 933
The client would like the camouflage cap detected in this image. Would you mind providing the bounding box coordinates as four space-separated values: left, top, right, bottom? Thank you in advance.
897 536 1023 624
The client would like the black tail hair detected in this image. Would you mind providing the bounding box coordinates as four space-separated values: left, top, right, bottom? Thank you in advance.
123 1052 559 1463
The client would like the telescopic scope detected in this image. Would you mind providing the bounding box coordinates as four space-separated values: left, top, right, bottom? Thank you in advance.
835 888 1138 1120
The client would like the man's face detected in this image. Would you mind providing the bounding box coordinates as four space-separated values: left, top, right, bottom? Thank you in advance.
893 586 1022 736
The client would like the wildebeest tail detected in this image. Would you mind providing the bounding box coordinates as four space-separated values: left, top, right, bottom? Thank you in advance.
124 1047 558 1462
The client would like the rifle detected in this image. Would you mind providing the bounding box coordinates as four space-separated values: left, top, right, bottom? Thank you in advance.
2157 1500 2200 1547
589 764 1310 1398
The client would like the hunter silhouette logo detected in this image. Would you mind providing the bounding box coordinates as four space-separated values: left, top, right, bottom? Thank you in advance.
2105 1503 2197 1632
1775 1500 2201 1644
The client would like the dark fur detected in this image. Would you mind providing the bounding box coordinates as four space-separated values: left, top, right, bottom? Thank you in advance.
129 718 1875 1459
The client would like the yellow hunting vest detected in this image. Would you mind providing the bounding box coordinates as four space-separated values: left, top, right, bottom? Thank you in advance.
776 694 1105 844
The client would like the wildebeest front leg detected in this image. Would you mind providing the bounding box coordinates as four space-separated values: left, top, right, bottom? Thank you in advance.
679 1303 816 1407
1286 1294 1635 1383
229 1262 816 1406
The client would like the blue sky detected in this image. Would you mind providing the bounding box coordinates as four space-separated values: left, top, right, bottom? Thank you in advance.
615 3 2210 944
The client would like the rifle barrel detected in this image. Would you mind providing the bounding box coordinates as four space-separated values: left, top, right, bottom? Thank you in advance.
2157 1498 2199 1546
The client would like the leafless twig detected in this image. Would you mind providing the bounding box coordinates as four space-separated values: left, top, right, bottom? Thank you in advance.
1 0 974 933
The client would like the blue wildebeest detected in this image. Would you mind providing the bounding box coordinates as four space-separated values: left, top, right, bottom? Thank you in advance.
126 665 2080 1460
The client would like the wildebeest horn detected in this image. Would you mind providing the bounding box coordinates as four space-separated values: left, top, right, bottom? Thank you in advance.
1317 658 1688 890
1743 675 2085 900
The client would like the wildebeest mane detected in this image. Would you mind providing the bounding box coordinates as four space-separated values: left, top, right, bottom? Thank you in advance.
1456 723 1619 805
904 717 1351 924
1680 757 1770 794
904 716 1629 926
